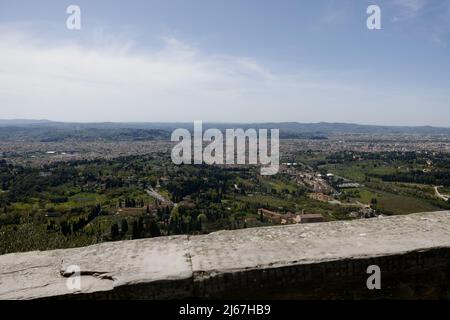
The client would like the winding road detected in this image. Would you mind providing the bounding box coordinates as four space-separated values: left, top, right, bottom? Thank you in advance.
146 187 175 206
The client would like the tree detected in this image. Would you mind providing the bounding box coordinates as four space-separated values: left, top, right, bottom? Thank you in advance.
131 221 140 239
121 219 128 235
110 223 120 240
149 220 161 237
138 217 144 234
370 198 378 207
60 220 71 236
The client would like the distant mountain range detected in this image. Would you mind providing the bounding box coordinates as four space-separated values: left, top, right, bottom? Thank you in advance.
0 119 449 141
0 119 55 125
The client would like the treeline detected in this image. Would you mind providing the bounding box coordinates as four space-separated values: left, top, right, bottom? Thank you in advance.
0 126 170 142
6 166 78 202
119 198 146 208
167 205 205 234
110 216 160 240
47 204 102 236
165 165 231 202
372 170 450 187
325 151 430 164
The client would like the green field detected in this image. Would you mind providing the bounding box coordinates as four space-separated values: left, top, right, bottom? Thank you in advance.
348 187 439 215
319 161 399 182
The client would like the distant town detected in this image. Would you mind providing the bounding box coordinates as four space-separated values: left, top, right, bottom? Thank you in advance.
1 121 450 254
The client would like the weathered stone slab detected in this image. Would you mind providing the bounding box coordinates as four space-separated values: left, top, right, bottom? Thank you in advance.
188 211 450 274
0 235 191 299
1 211 449 299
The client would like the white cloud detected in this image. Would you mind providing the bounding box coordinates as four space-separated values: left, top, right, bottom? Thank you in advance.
429 1 450 46
0 27 448 125
392 0 427 21
394 0 426 12
0 27 356 122
389 0 450 46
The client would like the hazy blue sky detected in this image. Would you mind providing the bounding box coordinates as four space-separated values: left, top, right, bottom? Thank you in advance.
1 0 450 125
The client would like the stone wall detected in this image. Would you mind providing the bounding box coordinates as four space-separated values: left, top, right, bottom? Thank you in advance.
1 211 450 299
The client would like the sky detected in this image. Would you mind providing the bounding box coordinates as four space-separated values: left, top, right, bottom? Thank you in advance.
0 0 450 126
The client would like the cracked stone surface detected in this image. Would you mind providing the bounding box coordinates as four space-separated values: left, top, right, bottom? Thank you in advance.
1 211 450 299
0 235 191 299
